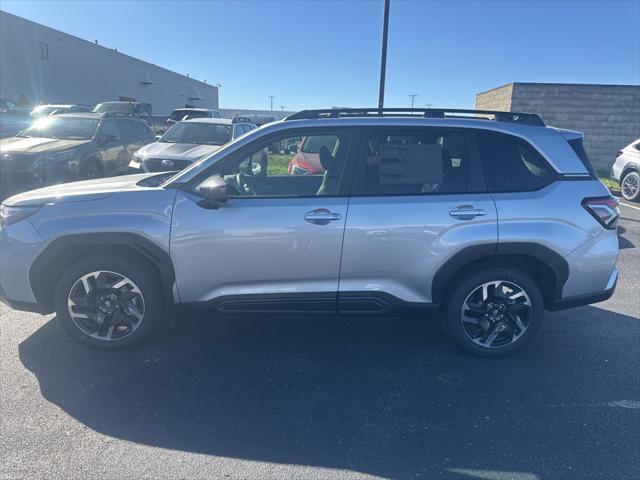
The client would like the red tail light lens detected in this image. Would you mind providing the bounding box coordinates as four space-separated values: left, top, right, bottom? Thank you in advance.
582 196 620 229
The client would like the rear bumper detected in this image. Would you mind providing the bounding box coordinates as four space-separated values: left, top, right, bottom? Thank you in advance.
549 268 617 311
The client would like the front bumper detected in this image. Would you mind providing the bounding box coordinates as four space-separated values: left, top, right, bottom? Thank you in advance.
0 282 45 313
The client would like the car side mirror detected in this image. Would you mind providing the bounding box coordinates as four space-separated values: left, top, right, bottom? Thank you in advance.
195 175 228 209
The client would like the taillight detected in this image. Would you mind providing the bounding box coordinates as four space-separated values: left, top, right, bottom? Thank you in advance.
582 196 620 229
616 150 623 158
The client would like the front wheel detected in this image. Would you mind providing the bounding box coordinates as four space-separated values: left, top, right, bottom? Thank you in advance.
443 267 544 357
80 160 102 180
54 255 164 349
621 171 640 202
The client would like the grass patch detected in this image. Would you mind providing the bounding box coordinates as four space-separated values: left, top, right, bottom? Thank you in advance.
596 168 619 193
267 153 293 176
599 176 619 192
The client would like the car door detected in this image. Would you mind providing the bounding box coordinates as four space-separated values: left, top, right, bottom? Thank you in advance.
170 128 357 312
95 120 126 176
338 126 498 310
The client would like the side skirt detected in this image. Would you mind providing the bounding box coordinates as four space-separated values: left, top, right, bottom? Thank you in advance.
179 292 438 316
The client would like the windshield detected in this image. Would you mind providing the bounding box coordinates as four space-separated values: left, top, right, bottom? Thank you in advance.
301 135 339 154
170 110 207 121
19 116 99 140
160 122 232 145
93 103 134 114
31 106 60 117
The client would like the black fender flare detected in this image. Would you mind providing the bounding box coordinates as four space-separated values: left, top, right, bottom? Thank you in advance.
29 232 176 312
431 242 569 305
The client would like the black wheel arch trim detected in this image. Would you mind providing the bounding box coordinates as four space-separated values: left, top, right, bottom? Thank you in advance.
29 232 175 313
621 165 639 179
431 242 569 306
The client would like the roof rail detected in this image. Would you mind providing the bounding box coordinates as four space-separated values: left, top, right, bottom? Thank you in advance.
285 108 545 127
101 112 136 118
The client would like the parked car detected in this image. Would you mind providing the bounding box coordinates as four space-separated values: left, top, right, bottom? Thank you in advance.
0 112 155 199
287 135 339 175
31 104 92 118
0 108 619 356
129 117 256 173
611 138 640 202
0 98 32 139
165 108 222 130
92 101 162 133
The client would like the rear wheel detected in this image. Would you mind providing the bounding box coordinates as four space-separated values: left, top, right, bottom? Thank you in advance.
54 255 164 349
621 171 640 202
443 267 544 357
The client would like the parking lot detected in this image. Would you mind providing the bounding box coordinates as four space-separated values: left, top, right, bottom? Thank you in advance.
1 202 638 480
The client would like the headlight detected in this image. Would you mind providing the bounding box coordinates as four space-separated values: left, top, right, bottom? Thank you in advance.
0 204 42 227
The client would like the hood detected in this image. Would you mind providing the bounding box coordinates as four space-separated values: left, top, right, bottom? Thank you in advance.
0 136 91 154
138 141 221 160
2 172 166 207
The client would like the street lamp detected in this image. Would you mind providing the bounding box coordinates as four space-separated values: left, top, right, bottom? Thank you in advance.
408 94 418 110
268 96 276 112
280 106 286 112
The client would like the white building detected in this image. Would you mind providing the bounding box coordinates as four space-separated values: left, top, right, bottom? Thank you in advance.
0 11 219 115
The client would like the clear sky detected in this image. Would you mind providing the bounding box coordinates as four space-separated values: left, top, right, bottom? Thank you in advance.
2 0 639 111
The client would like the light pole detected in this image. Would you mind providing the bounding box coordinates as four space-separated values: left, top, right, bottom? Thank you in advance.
378 0 390 109
408 94 418 110
425 103 433 108
268 96 276 112
280 106 286 112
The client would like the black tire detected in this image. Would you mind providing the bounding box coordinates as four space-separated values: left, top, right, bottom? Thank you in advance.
54 255 164 350
443 266 544 357
621 171 640 202
80 159 102 180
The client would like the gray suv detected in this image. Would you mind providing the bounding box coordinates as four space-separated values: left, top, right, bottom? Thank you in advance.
0 108 620 356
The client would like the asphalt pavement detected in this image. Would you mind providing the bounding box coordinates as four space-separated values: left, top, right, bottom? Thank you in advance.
1 202 639 480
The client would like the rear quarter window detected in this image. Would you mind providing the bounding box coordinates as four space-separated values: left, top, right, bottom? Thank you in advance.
476 131 555 192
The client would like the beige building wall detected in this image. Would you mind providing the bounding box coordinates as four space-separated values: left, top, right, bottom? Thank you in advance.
476 82 640 170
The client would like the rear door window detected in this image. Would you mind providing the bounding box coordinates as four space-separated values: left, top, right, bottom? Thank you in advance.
476 131 555 192
352 128 471 195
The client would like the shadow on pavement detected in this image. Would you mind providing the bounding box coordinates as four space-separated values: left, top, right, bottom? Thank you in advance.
19 307 640 479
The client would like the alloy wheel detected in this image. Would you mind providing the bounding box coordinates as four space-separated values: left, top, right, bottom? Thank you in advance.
67 270 145 341
622 172 639 201
460 280 532 349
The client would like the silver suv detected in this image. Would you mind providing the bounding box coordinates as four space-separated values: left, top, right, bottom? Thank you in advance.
0 108 620 356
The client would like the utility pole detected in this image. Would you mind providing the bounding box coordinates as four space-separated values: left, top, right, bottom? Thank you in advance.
425 103 433 108
268 96 276 111
280 106 286 112
378 0 390 109
408 94 418 110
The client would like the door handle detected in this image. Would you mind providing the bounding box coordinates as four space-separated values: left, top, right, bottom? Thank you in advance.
449 205 487 220
304 208 342 225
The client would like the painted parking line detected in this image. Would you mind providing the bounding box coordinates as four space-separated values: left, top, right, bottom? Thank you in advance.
620 201 640 211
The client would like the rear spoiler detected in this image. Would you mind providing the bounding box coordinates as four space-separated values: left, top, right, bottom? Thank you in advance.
553 127 584 141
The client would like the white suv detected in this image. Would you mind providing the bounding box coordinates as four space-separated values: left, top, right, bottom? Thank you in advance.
611 138 640 201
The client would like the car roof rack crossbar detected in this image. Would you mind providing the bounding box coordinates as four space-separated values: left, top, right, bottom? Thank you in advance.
285 108 545 126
